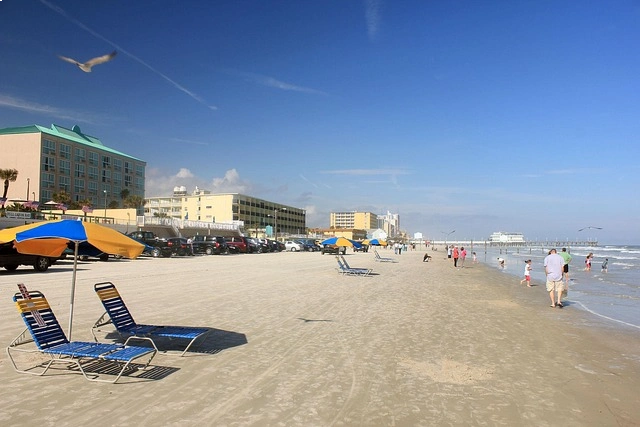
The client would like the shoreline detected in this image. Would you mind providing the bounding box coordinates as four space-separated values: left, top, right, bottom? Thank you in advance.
1 250 638 425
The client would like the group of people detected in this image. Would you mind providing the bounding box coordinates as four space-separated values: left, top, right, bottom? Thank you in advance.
446 245 474 268
392 242 407 254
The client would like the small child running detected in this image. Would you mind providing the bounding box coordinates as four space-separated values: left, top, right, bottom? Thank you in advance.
601 258 608 273
520 259 532 287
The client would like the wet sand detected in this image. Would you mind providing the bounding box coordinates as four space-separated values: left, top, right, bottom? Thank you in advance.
1 249 638 426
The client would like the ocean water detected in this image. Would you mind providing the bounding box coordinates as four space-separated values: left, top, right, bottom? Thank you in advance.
473 244 640 331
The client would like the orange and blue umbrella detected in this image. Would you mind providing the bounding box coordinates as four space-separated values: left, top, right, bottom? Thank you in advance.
321 237 360 248
368 239 388 246
0 220 144 338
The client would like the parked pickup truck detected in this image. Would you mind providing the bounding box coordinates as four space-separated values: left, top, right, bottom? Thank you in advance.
126 231 163 257
0 242 55 272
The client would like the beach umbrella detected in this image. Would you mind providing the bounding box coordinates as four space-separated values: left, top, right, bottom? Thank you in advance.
369 239 387 246
0 220 144 339
321 236 356 247
362 239 370 245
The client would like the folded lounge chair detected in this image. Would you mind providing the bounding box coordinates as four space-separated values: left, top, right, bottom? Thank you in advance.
374 248 397 263
7 290 156 383
336 257 372 276
93 282 210 356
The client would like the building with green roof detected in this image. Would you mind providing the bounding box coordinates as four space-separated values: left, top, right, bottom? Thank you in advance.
0 124 145 208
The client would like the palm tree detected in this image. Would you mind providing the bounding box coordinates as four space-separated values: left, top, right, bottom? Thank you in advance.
119 189 130 204
124 195 145 215
0 168 19 208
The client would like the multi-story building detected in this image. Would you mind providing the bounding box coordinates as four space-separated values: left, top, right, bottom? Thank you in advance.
145 187 306 237
377 211 400 237
330 211 378 230
0 124 145 208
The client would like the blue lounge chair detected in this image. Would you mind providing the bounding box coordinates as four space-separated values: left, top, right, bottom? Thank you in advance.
92 282 210 356
374 248 397 263
336 256 372 276
7 290 156 383
339 255 372 274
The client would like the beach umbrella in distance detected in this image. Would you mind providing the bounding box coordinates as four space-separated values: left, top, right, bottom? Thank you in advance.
321 237 356 247
0 220 144 339
368 239 388 246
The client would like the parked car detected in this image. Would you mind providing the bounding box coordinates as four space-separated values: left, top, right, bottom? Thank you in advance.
62 242 110 262
256 238 272 253
321 244 347 255
296 239 320 252
127 235 161 257
247 237 266 253
267 239 284 252
163 237 192 257
225 236 250 253
190 235 228 255
0 242 54 272
284 241 303 252
127 231 161 247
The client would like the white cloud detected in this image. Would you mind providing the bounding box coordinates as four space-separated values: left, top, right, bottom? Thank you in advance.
238 71 327 96
176 168 194 179
321 168 410 176
210 169 252 193
365 0 383 41
0 93 101 123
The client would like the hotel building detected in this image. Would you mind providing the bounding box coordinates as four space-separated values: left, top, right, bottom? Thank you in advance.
0 124 145 208
330 211 378 230
145 187 306 237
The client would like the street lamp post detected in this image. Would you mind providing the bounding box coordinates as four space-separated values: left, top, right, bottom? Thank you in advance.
274 207 287 241
103 190 107 222
442 229 455 249
26 178 30 200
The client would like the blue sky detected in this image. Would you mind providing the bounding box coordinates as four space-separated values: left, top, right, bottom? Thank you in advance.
1 0 639 244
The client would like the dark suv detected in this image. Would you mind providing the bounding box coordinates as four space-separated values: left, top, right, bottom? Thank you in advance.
321 244 347 255
163 237 192 257
191 235 228 255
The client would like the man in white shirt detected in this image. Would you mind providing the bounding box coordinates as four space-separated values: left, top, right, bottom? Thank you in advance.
544 248 565 308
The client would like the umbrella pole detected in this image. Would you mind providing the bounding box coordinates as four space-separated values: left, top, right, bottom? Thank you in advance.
68 241 79 340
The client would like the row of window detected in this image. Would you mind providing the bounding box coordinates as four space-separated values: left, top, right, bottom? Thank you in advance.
237 198 304 216
43 139 144 176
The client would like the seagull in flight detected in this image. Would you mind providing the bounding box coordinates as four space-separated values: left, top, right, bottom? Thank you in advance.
578 226 603 232
58 51 117 72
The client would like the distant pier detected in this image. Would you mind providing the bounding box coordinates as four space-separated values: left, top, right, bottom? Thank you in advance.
429 240 598 248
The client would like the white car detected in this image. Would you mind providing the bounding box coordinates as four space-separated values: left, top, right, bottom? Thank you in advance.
284 241 303 252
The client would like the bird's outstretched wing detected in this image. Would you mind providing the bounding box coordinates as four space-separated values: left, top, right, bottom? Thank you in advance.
85 50 117 67
578 226 603 232
57 55 80 65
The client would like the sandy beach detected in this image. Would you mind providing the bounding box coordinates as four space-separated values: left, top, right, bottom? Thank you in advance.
1 249 638 426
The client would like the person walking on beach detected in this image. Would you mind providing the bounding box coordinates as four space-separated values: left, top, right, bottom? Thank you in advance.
520 259 532 287
544 248 565 308
452 246 460 267
459 246 467 267
447 245 452 259
601 258 608 273
559 248 572 286
497 257 505 268
472 251 477 263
